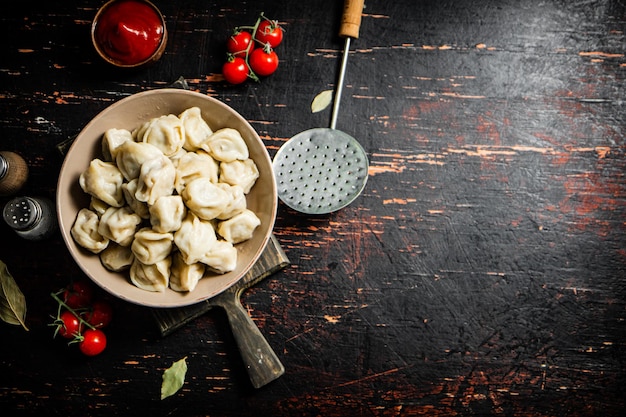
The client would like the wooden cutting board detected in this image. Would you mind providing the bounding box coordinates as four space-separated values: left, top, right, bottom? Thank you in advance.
151 234 290 388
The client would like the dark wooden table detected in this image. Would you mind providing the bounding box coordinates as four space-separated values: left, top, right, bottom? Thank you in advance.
1 0 625 415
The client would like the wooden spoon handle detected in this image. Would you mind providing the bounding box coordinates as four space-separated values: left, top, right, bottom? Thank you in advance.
339 0 365 39
212 292 285 388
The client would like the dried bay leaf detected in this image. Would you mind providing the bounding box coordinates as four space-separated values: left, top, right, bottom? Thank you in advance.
161 356 188 400
0 259 28 331
311 89 333 113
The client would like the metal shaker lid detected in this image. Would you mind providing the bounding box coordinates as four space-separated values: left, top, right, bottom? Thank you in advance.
3 197 41 231
0 154 8 179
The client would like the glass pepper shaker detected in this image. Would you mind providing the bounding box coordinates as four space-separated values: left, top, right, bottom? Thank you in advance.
0 151 29 197
3 196 58 240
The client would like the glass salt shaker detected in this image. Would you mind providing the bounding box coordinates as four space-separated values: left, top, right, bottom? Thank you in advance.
0 151 29 197
3 196 58 240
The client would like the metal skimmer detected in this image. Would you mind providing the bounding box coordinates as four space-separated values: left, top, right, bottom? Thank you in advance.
274 0 368 215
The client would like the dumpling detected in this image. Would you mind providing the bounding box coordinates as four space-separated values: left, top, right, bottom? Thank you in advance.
170 251 205 292
134 114 185 157
97 206 142 247
179 107 213 151
215 183 246 220
149 195 185 233
115 140 164 181
217 209 261 244
129 257 171 292
219 158 259 194
168 147 188 165
201 128 249 162
131 227 174 265
79 159 125 207
173 212 217 265
174 149 219 194
134 154 176 205
181 177 230 220
71 208 110 253
122 179 150 219
201 240 237 273
102 128 132 162
89 197 110 218
99 243 134 272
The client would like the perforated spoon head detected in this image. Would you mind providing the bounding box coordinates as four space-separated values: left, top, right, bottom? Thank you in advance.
273 128 368 214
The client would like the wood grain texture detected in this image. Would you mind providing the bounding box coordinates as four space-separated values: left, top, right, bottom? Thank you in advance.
1 0 625 416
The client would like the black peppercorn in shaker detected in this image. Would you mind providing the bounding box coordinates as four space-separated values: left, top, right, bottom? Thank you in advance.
0 151 29 197
3 196 58 240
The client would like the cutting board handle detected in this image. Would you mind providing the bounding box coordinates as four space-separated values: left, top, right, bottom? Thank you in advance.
213 293 285 388
339 0 365 39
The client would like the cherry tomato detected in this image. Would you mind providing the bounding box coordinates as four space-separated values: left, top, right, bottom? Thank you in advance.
222 56 249 84
58 310 83 339
79 329 107 356
249 47 279 77
255 20 283 48
82 300 113 329
63 280 94 309
226 30 253 57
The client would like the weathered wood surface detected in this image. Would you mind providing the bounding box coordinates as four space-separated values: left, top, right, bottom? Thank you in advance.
1 0 625 415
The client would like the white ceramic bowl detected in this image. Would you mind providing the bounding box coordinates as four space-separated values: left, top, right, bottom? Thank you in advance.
57 89 277 307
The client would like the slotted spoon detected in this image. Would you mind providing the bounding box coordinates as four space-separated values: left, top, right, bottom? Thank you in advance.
274 0 368 214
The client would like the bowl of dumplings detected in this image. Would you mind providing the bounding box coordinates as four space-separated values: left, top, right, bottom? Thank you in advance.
57 89 277 307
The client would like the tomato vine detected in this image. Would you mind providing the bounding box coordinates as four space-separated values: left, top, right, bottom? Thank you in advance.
223 12 284 84
49 281 112 357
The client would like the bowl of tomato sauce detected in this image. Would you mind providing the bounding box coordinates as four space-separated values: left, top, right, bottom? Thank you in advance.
91 0 167 68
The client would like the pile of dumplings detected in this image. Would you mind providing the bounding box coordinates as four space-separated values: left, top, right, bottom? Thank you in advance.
70 106 262 293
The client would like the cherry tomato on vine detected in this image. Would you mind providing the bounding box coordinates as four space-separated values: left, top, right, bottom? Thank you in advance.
255 20 283 48
63 280 94 309
226 30 254 57
58 310 83 339
222 56 250 84
82 300 113 329
79 329 107 356
249 47 279 77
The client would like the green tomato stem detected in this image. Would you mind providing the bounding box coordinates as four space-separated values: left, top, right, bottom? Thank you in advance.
50 291 96 331
227 12 279 83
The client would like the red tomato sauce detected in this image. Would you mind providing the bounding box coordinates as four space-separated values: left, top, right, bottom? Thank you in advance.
94 0 164 66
